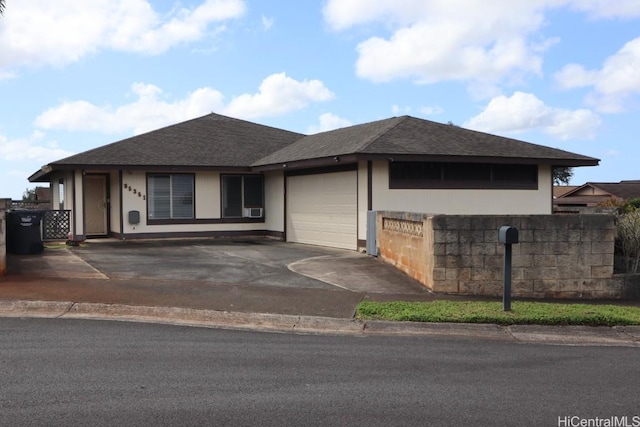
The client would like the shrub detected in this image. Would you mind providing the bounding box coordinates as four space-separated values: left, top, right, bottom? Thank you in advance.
617 209 640 273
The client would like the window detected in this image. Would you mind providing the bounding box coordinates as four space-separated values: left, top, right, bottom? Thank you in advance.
222 175 264 218
389 161 538 189
147 174 194 220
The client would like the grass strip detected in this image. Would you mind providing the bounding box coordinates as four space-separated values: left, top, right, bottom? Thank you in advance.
356 300 640 326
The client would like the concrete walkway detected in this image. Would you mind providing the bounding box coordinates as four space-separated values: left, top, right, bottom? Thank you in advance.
1 239 639 346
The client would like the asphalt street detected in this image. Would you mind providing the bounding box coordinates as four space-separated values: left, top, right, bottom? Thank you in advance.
1 318 639 427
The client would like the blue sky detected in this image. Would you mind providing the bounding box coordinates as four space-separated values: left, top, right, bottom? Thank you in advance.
1 0 640 199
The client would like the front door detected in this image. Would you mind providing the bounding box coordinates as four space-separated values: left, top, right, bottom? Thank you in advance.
84 175 108 237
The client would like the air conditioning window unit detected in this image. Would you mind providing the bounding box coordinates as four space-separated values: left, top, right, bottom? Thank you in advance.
243 207 263 218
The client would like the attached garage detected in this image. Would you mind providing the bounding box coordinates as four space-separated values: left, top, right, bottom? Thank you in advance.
286 169 358 250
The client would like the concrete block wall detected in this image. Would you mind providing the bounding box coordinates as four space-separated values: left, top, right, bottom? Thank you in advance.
377 212 433 287
377 211 633 299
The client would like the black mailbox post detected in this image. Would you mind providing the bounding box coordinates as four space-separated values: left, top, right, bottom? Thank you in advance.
498 226 519 311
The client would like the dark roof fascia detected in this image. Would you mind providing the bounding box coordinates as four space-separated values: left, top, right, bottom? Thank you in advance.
29 164 254 182
352 153 599 166
251 155 359 172
29 169 54 183
252 152 599 172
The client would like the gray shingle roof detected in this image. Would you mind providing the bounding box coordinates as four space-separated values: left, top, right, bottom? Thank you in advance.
252 116 599 167
31 113 599 183
560 181 640 200
49 113 304 168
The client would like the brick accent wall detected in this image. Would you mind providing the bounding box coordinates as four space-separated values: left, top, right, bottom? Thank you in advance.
377 211 638 299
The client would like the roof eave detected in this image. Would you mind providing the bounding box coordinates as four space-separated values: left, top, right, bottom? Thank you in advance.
357 153 600 167
252 155 359 172
28 166 54 183
29 163 255 181
252 153 600 171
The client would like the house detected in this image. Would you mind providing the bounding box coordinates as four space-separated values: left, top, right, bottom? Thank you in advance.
11 186 51 210
554 180 640 209
29 113 599 251
553 185 579 198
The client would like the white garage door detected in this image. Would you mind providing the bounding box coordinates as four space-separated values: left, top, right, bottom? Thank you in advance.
286 170 357 250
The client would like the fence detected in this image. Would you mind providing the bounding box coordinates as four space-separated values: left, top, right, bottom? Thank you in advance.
6 206 71 241
376 211 640 300
42 210 71 240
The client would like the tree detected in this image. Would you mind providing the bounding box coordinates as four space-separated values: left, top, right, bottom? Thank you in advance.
0 0 5 16
552 166 573 185
22 187 36 201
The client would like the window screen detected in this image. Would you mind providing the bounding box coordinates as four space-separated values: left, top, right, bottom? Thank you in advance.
222 175 243 217
222 175 264 218
148 174 194 220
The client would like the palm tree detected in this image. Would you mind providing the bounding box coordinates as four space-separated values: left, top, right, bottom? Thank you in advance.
0 0 5 16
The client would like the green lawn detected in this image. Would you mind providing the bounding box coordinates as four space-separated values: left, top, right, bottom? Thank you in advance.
356 300 640 326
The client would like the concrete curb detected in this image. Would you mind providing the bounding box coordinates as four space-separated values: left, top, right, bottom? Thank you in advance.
0 300 75 317
1 299 639 346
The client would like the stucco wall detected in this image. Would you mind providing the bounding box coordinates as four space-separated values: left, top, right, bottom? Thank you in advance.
264 171 284 233
370 161 553 215
357 160 369 242
377 211 636 299
118 171 271 237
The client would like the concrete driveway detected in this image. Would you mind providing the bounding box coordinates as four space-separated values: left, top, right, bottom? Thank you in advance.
3 238 431 318
10 238 429 295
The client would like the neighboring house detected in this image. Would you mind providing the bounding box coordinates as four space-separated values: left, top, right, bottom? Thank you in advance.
29 113 598 250
554 180 640 208
553 185 578 199
11 186 51 210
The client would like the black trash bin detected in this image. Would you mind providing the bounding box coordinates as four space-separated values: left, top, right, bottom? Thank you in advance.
6 210 44 255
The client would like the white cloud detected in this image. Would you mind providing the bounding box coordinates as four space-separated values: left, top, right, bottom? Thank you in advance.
464 91 601 140
0 0 245 71
324 0 550 87
36 83 226 135
261 15 274 30
323 0 639 91
307 113 353 134
391 105 411 116
419 105 444 116
555 37 640 113
35 73 333 134
567 0 640 19
323 0 429 31
0 131 74 162
223 72 334 119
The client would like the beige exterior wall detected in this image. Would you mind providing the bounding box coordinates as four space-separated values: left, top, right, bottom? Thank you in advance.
121 171 146 234
357 161 369 241
109 172 121 234
50 178 61 210
119 171 269 236
58 159 555 243
370 161 553 215
264 171 284 233
73 171 84 237
195 172 221 219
